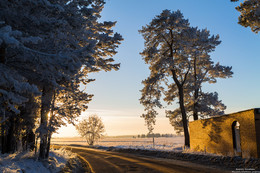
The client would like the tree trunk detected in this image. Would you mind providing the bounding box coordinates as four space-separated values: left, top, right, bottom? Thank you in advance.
6 116 16 153
1 135 7 153
1 110 7 154
178 87 190 147
45 132 51 158
39 86 53 160
0 46 6 153
0 45 6 64
171 69 190 148
27 129 36 151
90 133 94 146
193 88 199 120
1 124 7 154
45 90 56 158
35 136 38 156
193 56 199 121
19 97 37 152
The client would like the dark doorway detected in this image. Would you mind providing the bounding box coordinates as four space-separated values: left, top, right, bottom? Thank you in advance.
232 121 241 156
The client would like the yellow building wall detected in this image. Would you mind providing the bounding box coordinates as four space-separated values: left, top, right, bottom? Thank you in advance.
190 109 258 158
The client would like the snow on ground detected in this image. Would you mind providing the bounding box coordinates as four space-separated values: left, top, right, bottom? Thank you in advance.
52 136 185 151
0 147 76 173
52 136 260 170
51 136 235 156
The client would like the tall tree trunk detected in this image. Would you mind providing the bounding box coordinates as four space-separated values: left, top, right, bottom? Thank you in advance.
1 132 7 154
27 129 36 151
0 44 6 154
39 86 53 160
45 90 56 158
45 132 51 158
6 116 16 153
1 109 7 154
178 87 190 147
0 44 6 64
193 56 199 121
193 88 199 121
19 97 37 151
171 69 190 147
35 136 38 156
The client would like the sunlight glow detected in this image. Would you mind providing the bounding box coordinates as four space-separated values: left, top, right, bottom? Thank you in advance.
53 110 175 137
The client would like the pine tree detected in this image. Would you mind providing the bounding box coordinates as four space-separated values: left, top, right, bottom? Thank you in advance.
0 0 122 159
231 0 260 33
140 10 191 146
139 10 233 147
165 27 233 134
0 23 40 153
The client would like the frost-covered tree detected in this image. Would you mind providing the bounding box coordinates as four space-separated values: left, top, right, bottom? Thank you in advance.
140 10 191 146
231 0 260 33
44 79 93 158
76 114 105 145
40 0 122 159
0 23 40 153
0 24 40 116
165 27 233 133
139 10 233 147
0 0 79 156
0 0 122 159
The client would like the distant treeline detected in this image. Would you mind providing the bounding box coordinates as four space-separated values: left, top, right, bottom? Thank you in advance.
135 133 181 138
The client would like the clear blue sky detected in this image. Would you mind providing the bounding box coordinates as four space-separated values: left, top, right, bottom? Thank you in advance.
54 0 260 137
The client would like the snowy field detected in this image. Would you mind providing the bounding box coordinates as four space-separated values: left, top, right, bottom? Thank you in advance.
0 148 76 173
51 136 185 151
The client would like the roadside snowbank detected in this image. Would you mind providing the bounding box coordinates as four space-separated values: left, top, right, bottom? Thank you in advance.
102 143 184 152
0 148 76 173
108 147 260 171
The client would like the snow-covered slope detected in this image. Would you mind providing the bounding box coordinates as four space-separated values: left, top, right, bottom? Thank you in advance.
0 148 76 173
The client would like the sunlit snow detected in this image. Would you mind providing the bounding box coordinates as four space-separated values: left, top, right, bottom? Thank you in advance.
0 148 76 173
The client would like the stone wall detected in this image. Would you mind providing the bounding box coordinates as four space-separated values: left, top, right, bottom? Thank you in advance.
189 109 259 158
254 109 260 157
